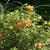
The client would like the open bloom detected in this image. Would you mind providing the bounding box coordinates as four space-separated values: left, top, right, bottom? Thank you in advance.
25 19 31 27
36 43 44 48
17 21 23 29
26 5 33 13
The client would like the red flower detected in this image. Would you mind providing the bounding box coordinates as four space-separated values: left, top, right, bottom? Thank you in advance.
0 33 5 40
17 21 23 29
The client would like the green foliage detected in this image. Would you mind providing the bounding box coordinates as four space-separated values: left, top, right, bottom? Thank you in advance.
0 3 50 50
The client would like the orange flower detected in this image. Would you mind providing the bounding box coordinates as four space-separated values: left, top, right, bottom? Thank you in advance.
0 33 5 40
26 5 33 13
17 21 23 29
25 19 31 27
37 43 44 48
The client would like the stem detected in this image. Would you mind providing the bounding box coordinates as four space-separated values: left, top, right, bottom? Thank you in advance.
34 4 50 9
6 0 10 6
12 1 23 6
4 0 10 13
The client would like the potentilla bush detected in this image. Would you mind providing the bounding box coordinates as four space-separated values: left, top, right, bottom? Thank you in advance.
0 3 50 50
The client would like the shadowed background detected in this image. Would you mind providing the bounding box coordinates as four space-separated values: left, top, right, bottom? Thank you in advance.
0 0 50 20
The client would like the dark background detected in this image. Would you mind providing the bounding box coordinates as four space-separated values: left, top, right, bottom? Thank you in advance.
0 0 50 20
0 0 50 5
